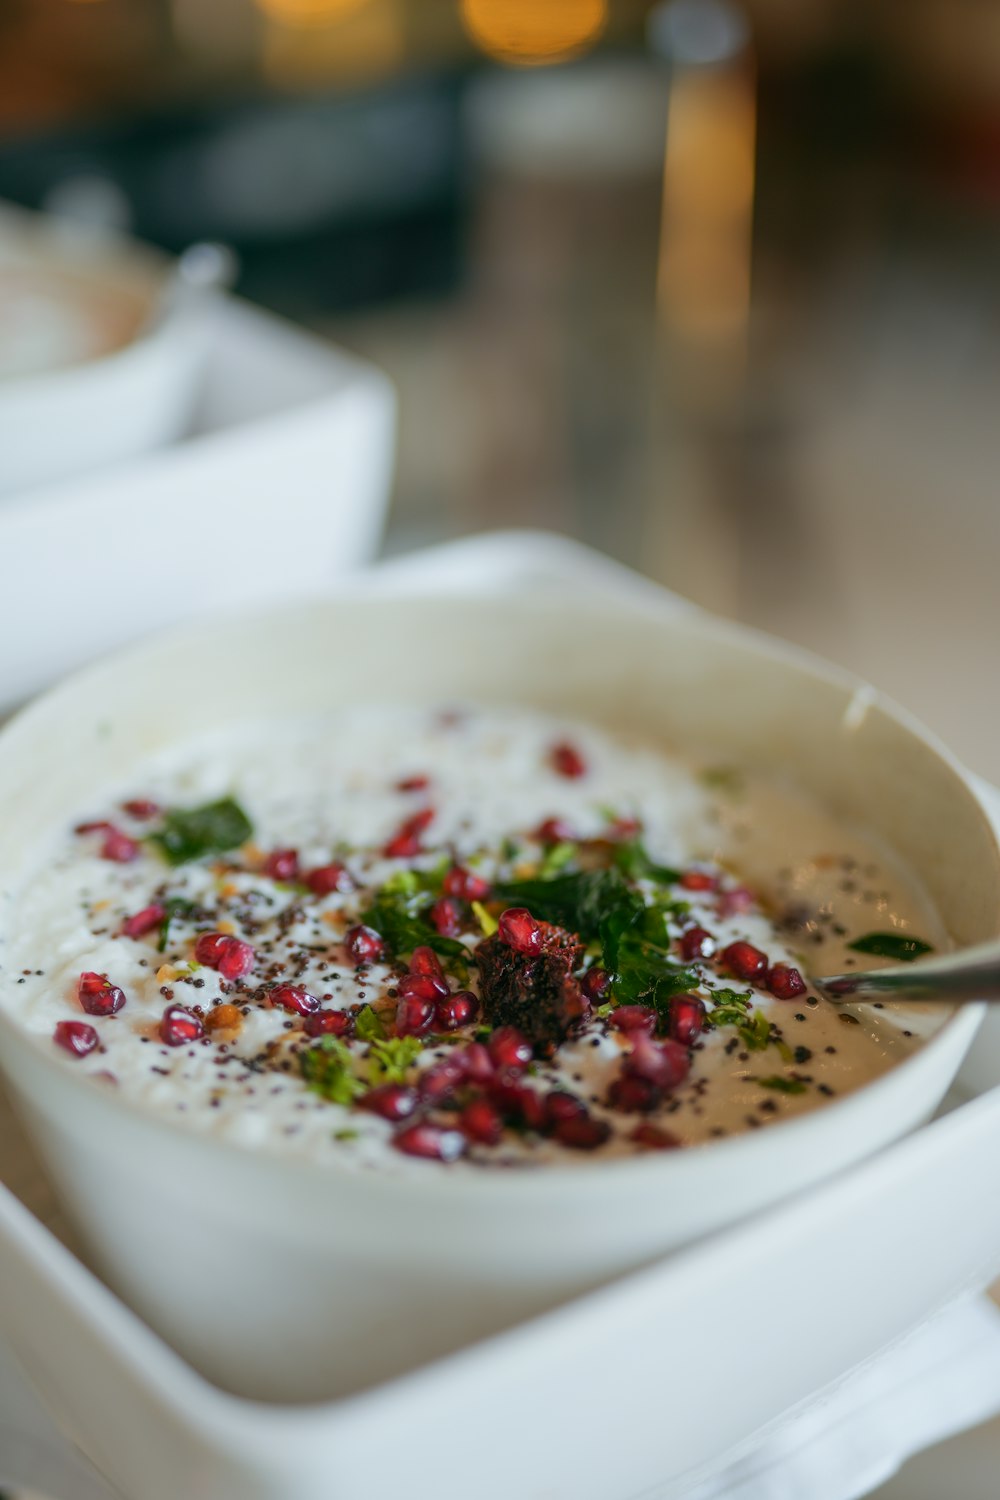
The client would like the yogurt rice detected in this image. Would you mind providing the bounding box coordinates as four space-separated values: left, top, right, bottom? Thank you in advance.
0 705 945 1169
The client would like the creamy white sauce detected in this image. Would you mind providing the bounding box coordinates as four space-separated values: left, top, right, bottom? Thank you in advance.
0 706 948 1170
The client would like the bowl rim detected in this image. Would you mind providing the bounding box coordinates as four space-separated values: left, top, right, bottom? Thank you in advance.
0 587 996 1198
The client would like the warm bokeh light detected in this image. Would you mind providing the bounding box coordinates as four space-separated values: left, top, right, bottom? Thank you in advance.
460 0 607 67
253 0 371 31
262 0 402 84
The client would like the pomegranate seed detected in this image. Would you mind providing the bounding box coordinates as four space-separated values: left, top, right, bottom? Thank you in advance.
159 1005 205 1046
609 1005 657 1034
395 995 436 1037
122 799 160 820
398 972 449 1002
609 1073 662 1112
722 941 768 982
396 774 429 792
75 819 113 835
719 887 754 917
679 926 716 962
382 807 435 859
218 938 256 983
303 1009 353 1038
460 1041 494 1084
121 903 165 940
543 1090 586 1129
305 862 352 896
489 1025 533 1073
626 1035 690 1090
101 826 140 863
581 967 612 1003
435 990 478 1030
77 971 126 1016
767 963 807 1000
498 907 543 956
460 1097 503 1145
345 925 384 964
357 1084 418 1122
54 1019 99 1057
442 865 490 902
490 1080 546 1130
550 742 587 779
410 946 444 979
194 932 228 967
419 1056 466 1103
393 1123 467 1161
268 984 321 1016
680 870 717 892
534 816 576 845
429 896 463 937
668 995 706 1045
554 1115 610 1150
631 1123 680 1149
263 848 299 882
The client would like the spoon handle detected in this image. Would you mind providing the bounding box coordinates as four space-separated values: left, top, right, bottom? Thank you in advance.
819 939 1000 1003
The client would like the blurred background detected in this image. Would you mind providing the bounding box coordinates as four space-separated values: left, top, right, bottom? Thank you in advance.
2 0 1000 778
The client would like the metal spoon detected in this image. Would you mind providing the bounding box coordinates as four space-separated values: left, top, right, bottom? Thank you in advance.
817 939 1000 1004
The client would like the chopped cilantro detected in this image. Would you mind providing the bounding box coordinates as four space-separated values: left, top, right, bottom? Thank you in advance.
334 1128 359 1141
368 1035 424 1084
157 896 198 953
472 899 499 937
737 1010 773 1052
756 1075 807 1094
539 840 578 878
300 1038 364 1106
150 797 253 866
847 932 933 962
354 1005 386 1042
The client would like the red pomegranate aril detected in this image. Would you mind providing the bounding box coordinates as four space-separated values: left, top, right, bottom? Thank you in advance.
305 862 352 896
382 807 435 858
609 1005 657 1034
263 848 300 882
159 1005 205 1046
460 1097 503 1146
429 896 463 937
488 1025 533 1073
534 816 576 845
357 1084 418 1122
393 1122 467 1161
194 932 228 966
722 941 768 982
581 967 612 1003
609 1073 662 1113
395 994 436 1037
77 971 126 1016
75 820 113 835
631 1123 680 1150
122 798 160 820
303 1009 353 1038
554 1115 610 1150
442 865 491 902
345 924 384 964
396 774 429 792
397 972 449 1003
680 870 717 892
409 945 444 979
121 903 165 940
435 990 478 1030
498 907 543 956
218 938 255 983
626 1035 690 1090
54 1019 99 1057
490 1080 546 1131
767 963 807 1000
268 984 321 1016
419 1056 466 1103
460 1041 494 1084
668 996 706 1045
607 814 641 840
719 886 754 917
679 925 716 962
101 826 140 863
550 742 587 779
543 1090 587 1129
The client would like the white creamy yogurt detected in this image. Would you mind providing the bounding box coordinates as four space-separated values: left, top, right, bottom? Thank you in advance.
0 705 948 1170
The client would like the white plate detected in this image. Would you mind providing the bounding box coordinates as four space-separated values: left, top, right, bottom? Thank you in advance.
2 533 1000 1500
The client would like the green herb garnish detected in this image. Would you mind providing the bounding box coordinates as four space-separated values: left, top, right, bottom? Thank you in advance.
737 1009 773 1052
369 1035 424 1084
354 1005 386 1042
472 899 499 937
613 839 681 886
334 1128 360 1141
539 840 578 878
847 932 933 962
300 1037 364 1106
150 797 253 866
756 1075 807 1094
157 896 199 953
360 887 465 962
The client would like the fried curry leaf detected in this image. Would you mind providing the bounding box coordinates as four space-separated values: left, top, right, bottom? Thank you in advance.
847 932 933 962
613 839 681 886
150 797 253 866
360 888 465 961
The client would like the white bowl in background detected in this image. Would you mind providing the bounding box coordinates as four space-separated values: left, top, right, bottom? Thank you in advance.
0 592 996 1404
